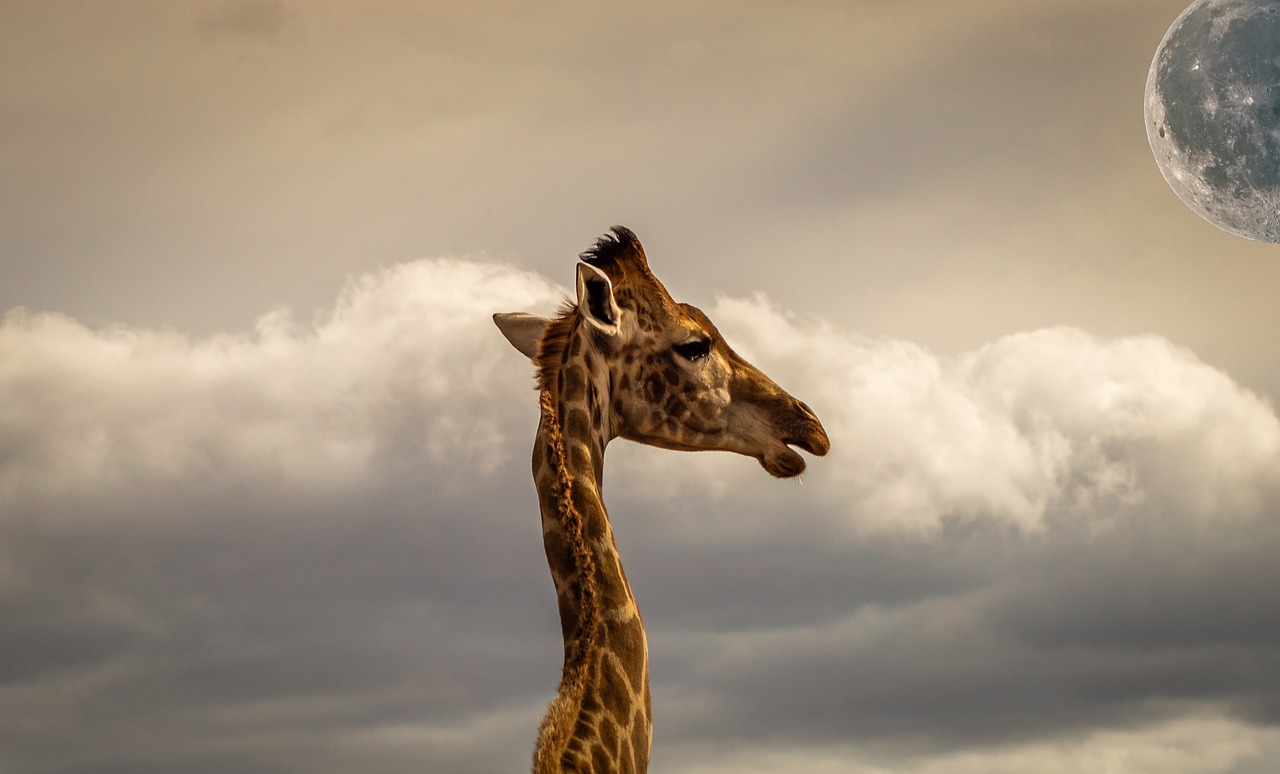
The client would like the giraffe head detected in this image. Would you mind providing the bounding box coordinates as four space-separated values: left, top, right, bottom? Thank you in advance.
495 226 829 477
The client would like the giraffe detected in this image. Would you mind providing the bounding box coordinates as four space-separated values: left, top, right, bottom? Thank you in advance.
493 227 829 773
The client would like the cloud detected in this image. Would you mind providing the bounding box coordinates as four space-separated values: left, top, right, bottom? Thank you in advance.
0 257 566 773
624 293 1280 771
0 258 559 498
707 294 1280 536
2 257 1280 773
666 714 1280 774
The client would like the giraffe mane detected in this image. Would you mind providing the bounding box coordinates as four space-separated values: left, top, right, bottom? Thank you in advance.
531 303 604 771
534 302 577 395
580 225 649 272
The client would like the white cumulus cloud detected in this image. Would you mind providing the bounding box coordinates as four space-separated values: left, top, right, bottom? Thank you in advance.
0 258 563 508
709 294 1280 535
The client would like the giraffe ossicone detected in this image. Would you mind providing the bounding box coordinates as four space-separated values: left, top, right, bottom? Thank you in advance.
494 226 829 774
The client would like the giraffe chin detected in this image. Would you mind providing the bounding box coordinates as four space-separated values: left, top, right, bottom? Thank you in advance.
761 445 808 478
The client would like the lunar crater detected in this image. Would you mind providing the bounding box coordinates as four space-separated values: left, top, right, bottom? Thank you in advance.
1146 0 1280 241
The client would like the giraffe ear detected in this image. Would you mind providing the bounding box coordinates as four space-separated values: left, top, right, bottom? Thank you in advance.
576 262 621 337
493 312 549 360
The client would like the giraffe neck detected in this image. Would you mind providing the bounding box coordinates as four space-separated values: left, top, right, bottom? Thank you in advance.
530 325 652 774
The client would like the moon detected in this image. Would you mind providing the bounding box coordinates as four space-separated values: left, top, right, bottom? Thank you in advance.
1145 0 1280 242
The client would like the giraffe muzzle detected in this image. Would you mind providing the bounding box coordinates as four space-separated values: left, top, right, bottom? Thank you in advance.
761 401 829 478
786 401 830 457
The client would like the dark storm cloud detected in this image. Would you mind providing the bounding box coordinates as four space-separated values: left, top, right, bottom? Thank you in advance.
603 294 1280 771
643 525 1280 753
0 260 568 773
3 258 1280 772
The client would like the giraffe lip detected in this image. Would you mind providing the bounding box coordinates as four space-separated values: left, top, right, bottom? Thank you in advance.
784 422 830 457
761 445 807 478
786 436 828 457
758 416 829 478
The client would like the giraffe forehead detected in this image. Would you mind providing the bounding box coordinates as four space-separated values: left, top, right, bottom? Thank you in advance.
673 301 723 339
625 300 711 343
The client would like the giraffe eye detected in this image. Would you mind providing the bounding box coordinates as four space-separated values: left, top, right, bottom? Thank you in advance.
673 338 711 361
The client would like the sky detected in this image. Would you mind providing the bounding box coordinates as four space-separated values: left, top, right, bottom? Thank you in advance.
3 1 1280 772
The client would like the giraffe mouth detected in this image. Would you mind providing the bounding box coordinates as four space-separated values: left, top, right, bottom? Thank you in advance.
761 444 809 478
762 425 830 479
